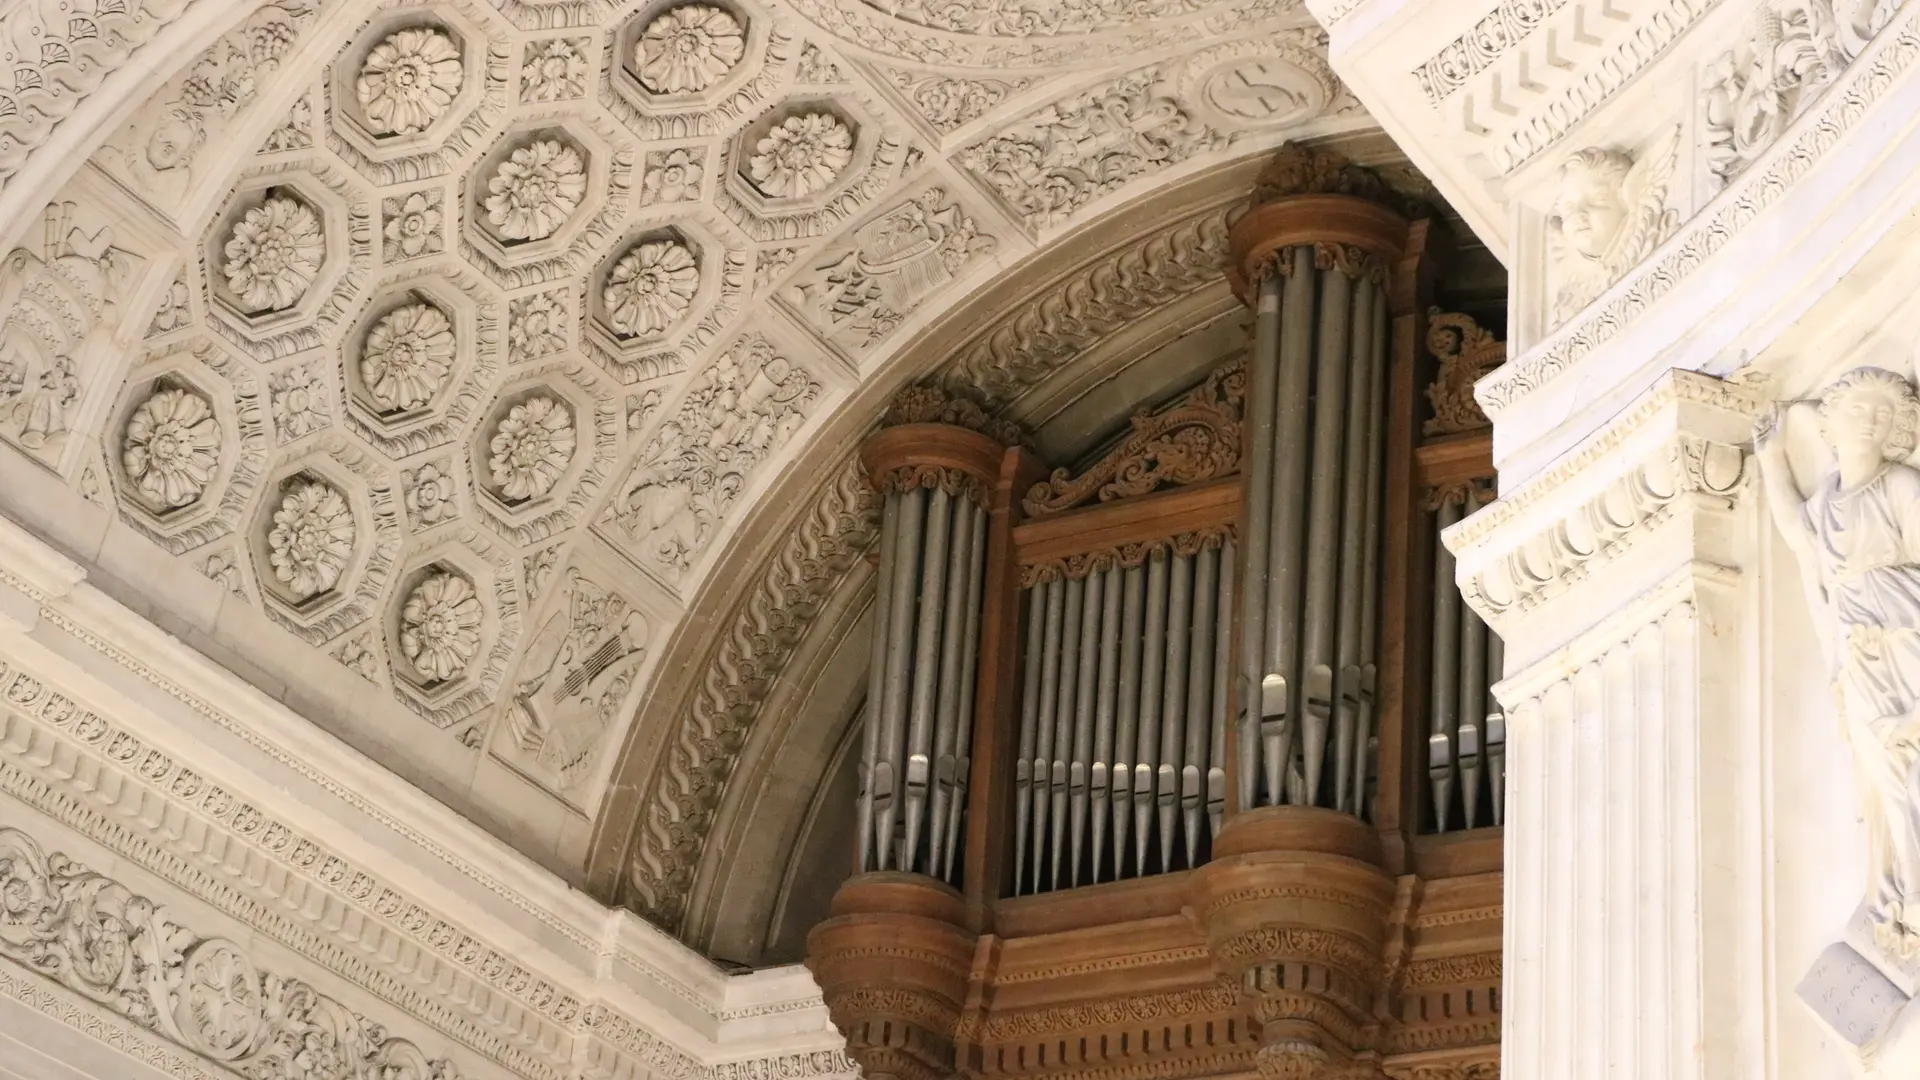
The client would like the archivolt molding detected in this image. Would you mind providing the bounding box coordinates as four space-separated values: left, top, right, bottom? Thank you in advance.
1478 3 1920 422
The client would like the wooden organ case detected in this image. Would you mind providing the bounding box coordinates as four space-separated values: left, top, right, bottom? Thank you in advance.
806 148 1506 1080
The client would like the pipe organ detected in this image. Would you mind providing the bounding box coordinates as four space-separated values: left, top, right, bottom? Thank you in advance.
808 148 1508 1080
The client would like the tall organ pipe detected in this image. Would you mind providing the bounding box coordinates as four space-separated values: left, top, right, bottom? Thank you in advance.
1351 280 1391 819
1183 547 1218 867
1032 580 1065 891
927 495 975 876
1427 497 1464 831
903 489 953 862
1050 578 1085 891
1332 282 1376 816
1159 554 1193 868
1236 240 1395 816
1091 566 1122 883
854 419 1007 883
942 503 988 880
1209 544 1234 838
856 492 902 871
1070 571 1102 886
1238 274 1284 815
875 488 925 868
1299 268 1352 806
1014 586 1046 893
1135 554 1170 874
1263 246 1317 806
1114 565 1145 876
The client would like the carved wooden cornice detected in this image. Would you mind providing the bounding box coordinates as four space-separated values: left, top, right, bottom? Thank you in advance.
1423 310 1503 437
807 874 976 1080
1229 148 1409 301
1019 525 1234 587
883 383 1028 448
1023 362 1245 517
861 422 1008 511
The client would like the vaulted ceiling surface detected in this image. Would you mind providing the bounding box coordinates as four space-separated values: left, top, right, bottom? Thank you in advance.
0 0 1382 907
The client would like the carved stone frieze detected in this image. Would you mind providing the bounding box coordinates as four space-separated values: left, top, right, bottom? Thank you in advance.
1702 0 1899 187
943 204 1233 405
0 824 466 1080
959 67 1227 231
1481 11 1920 420
782 185 996 352
1024 361 1244 515
602 335 820 585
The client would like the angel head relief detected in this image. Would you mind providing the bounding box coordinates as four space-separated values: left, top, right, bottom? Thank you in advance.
1545 126 1681 324
1756 362 1920 963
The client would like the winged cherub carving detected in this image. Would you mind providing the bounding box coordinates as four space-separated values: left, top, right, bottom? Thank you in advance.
1546 125 1681 324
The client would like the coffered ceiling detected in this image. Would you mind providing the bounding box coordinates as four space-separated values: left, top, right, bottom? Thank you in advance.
0 0 1385 924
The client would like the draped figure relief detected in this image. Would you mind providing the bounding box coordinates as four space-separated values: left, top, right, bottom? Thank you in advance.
1758 366 1920 961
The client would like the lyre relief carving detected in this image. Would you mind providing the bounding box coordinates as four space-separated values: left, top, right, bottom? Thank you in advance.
1022 361 1245 516
1424 310 1503 437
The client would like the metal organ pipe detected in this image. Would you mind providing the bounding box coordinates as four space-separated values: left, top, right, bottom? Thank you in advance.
1426 486 1507 832
942 503 988 880
1263 246 1317 806
1090 566 1122 883
875 487 925 868
1352 282 1390 819
1332 282 1376 816
1427 497 1464 832
1237 273 1283 822
856 493 901 872
854 432 999 883
1237 246 1393 817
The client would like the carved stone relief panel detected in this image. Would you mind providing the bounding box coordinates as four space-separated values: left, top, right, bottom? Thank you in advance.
779 184 997 355
0 201 151 473
492 555 663 804
598 333 822 589
1544 124 1680 326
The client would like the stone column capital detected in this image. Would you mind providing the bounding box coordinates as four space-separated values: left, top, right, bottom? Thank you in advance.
1443 369 1761 674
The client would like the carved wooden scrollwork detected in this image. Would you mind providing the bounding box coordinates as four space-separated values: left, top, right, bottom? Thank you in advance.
1424 310 1504 437
1022 362 1245 517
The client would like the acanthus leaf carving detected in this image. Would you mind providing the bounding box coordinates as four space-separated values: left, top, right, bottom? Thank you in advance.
1424 310 1502 437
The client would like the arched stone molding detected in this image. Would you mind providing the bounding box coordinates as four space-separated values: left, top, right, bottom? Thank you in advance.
583 155 1276 925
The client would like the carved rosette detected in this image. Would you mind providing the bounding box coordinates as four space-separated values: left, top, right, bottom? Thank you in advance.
806 874 976 1080
1230 147 1408 301
1190 809 1395 1080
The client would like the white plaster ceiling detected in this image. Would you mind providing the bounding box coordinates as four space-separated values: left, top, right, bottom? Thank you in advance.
0 0 1379 905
